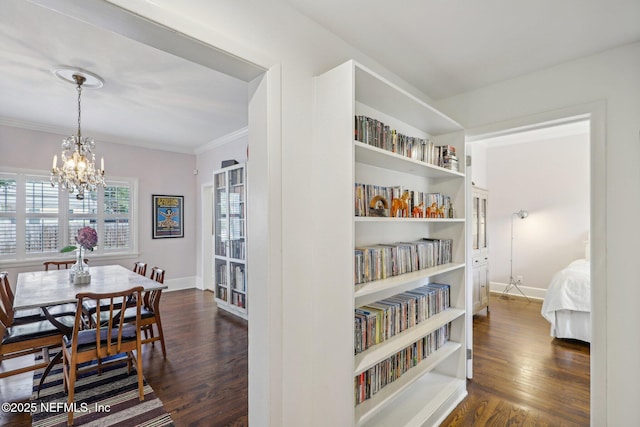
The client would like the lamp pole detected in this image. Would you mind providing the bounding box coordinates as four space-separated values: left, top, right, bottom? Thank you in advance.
502 210 530 301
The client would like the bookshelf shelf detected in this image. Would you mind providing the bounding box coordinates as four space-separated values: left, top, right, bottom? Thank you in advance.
354 141 464 178
313 59 466 426
354 216 465 223
355 308 465 375
355 262 465 307
357 370 466 427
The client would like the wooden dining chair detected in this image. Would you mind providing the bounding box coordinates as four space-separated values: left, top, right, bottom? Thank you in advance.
43 259 89 271
62 287 145 426
82 263 141 325
0 297 74 379
0 272 75 326
133 261 147 276
114 267 167 358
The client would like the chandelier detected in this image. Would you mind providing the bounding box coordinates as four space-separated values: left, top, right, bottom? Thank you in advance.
51 68 105 200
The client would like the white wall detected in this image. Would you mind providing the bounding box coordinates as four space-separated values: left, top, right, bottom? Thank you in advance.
484 133 589 297
0 125 198 290
436 41 640 427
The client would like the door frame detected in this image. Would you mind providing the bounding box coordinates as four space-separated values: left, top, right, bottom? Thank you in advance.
463 100 606 425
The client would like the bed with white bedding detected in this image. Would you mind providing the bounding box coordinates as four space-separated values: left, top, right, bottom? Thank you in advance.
541 258 591 343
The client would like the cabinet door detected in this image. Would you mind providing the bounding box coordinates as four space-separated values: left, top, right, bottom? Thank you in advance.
215 258 228 301
472 195 479 251
479 195 487 250
480 266 490 307
214 171 229 258
472 262 489 314
472 266 482 313
228 166 246 261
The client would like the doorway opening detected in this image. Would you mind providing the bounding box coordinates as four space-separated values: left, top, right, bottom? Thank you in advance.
464 106 605 423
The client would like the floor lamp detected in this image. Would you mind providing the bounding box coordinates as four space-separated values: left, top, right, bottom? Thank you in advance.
502 209 531 302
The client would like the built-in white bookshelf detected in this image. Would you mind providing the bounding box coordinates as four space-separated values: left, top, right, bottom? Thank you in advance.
213 163 247 320
313 60 467 426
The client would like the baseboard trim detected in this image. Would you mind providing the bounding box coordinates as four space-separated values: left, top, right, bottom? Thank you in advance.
489 281 546 301
164 275 197 292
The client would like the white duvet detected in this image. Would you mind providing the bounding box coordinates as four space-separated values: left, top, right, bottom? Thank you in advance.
541 259 591 323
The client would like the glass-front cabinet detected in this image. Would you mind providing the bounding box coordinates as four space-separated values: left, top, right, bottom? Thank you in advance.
472 188 488 252
472 186 489 314
213 163 247 319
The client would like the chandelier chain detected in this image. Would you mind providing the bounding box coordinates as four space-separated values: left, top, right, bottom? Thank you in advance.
76 82 82 139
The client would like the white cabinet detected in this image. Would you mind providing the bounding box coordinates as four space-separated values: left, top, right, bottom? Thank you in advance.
472 187 489 314
313 60 467 427
213 163 247 319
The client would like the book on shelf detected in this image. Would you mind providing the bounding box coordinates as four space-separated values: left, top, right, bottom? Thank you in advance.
354 182 454 219
355 115 436 164
354 283 451 354
228 167 244 185
217 264 228 285
233 265 245 291
422 238 453 265
231 292 246 308
354 115 461 172
230 239 246 259
354 323 451 404
354 239 454 285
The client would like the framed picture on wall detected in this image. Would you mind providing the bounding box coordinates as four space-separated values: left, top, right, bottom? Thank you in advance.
152 195 184 238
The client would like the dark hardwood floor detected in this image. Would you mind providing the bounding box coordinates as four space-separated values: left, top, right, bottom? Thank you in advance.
443 295 590 426
0 289 248 427
0 291 588 427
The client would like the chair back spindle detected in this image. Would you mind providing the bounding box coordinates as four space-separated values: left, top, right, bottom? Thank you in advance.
133 262 147 276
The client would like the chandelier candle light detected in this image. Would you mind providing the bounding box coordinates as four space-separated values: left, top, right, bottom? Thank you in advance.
51 68 106 200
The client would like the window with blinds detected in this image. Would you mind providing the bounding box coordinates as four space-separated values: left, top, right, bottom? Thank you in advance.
0 170 135 260
103 182 131 250
0 177 17 255
68 191 97 249
25 177 59 254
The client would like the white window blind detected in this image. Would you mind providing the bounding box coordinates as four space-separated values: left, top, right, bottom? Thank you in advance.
103 182 131 250
25 178 59 254
0 177 17 255
68 191 97 249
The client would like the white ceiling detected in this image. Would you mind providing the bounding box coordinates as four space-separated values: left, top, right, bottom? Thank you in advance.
287 0 640 100
1 1 639 154
476 119 590 148
0 0 251 154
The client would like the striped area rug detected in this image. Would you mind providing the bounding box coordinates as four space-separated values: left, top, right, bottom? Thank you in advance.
30 354 174 426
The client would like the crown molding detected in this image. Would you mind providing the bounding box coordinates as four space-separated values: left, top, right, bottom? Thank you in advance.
1 117 248 155
194 127 248 155
0 117 197 155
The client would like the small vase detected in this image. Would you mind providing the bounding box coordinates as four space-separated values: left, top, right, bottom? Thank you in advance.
69 247 89 283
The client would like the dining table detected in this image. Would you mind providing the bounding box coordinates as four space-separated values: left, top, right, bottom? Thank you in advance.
14 264 167 394
15 264 166 312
